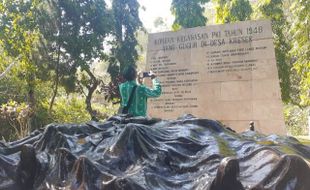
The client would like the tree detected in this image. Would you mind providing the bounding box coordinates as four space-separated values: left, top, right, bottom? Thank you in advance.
289 0 310 106
153 17 169 32
107 0 143 99
171 0 209 30
33 0 113 120
214 0 252 24
0 56 20 80
0 0 41 109
35 0 77 112
0 55 28 105
255 0 292 103
53 0 112 120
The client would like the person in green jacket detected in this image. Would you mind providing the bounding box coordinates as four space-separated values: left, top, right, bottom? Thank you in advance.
119 65 162 117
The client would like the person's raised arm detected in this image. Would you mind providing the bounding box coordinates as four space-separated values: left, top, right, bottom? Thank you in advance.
142 71 161 97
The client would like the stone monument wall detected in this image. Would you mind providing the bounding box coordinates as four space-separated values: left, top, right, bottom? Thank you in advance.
146 20 286 134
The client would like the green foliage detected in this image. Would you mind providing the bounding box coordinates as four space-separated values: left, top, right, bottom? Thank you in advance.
93 102 119 120
254 0 292 103
214 0 252 24
107 0 143 101
284 104 309 136
35 0 78 95
0 1 39 58
0 73 28 104
0 0 132 140
47 95 91 123
0 0 41 107
108 0 143 82
55 0 111 68
230 0 252 22
35 0 113 119
289 0 310 106
0 100 33 139
171 0 209 29
154 17 167 29
0 0 145 141
1 0 307 142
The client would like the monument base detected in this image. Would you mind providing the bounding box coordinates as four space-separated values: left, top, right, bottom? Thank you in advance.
0 114 308 189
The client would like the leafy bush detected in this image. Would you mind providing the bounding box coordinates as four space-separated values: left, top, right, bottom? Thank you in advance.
93 101 119 120
49 95 91 124
0 100 34 140
48 95 119 123
284 104 309 136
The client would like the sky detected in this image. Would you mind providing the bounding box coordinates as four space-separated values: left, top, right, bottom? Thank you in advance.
108 0 257 33
138 0 174 32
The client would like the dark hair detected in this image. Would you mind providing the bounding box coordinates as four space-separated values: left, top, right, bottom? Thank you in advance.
122 65 137 81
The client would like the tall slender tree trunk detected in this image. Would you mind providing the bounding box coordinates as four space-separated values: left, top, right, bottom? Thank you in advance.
49 9 63 112
27 72 36 132
49 43 61 111
85 69 99 121
49 73 59 111
27 73 36 109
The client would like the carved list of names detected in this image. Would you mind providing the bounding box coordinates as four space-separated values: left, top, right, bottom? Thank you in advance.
146 20 286 135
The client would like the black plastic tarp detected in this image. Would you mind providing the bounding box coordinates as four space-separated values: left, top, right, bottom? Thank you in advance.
0 114 310 190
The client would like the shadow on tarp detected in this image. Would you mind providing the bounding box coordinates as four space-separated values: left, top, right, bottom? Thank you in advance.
0 114 310 190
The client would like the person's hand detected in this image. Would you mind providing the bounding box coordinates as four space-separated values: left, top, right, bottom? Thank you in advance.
137 71 143 84
149 70 156 79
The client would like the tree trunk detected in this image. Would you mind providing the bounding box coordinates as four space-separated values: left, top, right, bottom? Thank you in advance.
27 75 36 109
49 43 61 111
49 76 59 111
0 58 19 80
85 69 99 121
27 73 36 131
49 10 63 112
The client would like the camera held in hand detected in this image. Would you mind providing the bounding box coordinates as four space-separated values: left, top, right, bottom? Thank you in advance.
142 72 151 78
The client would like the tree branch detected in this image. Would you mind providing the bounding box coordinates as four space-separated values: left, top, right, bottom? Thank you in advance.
0 57 20 80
